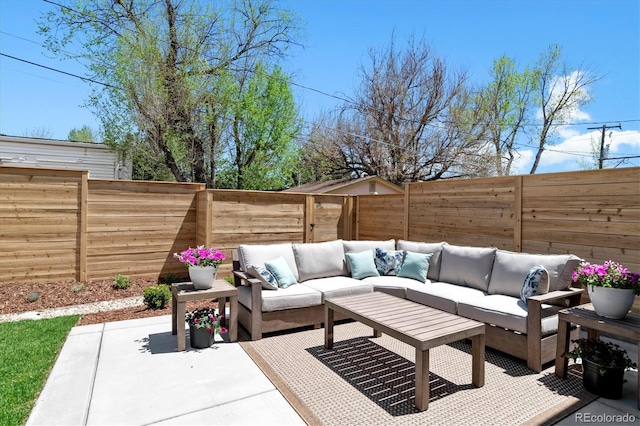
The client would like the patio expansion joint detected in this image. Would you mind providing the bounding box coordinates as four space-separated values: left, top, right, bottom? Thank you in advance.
139 389 285 426
84 322 106 426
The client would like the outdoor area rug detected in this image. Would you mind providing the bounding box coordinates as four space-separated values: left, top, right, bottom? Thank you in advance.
240 321 596 425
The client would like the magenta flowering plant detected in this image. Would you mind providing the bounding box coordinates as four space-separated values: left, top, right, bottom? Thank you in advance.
572 260 640 295
185 307 227 335
173 245 226 268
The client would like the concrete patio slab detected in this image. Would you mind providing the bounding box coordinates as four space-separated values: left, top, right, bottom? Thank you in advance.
25 313 639 425
26 315 304 426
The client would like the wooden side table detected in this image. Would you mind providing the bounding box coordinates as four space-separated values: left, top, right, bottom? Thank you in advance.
555 303 640 409
171 280 238 351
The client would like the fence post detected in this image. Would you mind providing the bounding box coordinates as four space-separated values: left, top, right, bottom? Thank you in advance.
403 184 410 240
196 190 213 247
78 171 88 281
342 196 353 240
514 176 523 252
305 195 315 242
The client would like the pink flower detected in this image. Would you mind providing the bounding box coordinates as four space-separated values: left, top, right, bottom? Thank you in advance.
220 327 227 334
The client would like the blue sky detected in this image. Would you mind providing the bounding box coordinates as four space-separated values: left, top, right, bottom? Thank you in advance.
1 0 638 174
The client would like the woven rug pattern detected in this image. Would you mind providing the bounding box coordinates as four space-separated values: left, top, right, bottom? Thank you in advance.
241 322 594 425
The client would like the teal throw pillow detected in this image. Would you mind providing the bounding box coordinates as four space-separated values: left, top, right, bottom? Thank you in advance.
397 251 432 282
264 256 297 288
346 250 380 280
375 248 404 276
520 265 548 303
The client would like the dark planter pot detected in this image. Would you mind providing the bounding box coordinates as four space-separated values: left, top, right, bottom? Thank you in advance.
189 325 214 349
582 358 625 399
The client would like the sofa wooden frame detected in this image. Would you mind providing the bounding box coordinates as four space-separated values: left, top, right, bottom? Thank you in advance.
233 250 584 372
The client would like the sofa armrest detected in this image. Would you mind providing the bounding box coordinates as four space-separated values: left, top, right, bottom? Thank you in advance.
525 287 584 372
233 270 260 287
528 287 584 307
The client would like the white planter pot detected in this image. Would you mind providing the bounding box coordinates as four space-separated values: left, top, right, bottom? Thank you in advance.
588 285 635 319
188 266 217 290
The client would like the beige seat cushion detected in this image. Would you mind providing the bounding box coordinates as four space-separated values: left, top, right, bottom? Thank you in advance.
237 284 322 312
363 275 433 299
457 295 562 335
300 276 372 303
406 282 486 314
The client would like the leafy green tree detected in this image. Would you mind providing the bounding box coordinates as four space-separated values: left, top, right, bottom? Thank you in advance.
528 45 600 173
67 125 97 143
216 64 301 190
476 56 535 175
39 0 302 187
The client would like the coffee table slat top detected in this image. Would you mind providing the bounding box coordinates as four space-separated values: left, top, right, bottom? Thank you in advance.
325 292 484 350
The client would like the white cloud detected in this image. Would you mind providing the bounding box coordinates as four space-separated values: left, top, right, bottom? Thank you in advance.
513 129 639 174
536 129 640 171
535 70 592 123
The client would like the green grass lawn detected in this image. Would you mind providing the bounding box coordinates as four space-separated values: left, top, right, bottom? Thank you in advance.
0 316 80 426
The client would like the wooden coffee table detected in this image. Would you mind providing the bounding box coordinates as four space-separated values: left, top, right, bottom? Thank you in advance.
324 291 485 411
171 280 238 351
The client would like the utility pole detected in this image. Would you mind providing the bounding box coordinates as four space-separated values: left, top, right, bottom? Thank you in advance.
587 124 622 169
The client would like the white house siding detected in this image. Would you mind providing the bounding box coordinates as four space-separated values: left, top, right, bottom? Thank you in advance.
0 135 131 179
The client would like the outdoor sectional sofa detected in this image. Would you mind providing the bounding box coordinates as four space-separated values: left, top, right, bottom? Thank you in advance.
232 239 584 372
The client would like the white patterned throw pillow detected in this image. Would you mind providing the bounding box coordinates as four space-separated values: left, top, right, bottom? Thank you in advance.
374 248 404 276
246 264 279 290
520 265 548 303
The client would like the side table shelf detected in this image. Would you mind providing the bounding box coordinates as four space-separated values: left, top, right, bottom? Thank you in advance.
555 303 640 409
171 280 238 351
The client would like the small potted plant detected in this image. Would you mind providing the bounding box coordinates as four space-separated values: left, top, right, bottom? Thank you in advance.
572 260 640 319
184 307 227 349
565 337 637 399
173 246 226 289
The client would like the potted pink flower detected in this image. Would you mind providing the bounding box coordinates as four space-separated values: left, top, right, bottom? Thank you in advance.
185 307 227 349
572 260 639 319
174 246 226 289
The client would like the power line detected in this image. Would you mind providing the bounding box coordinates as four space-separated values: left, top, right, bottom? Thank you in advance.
0 52 115 88
3 29 639 131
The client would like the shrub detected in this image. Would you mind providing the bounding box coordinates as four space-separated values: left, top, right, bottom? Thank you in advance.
71 284 85 293
27 291 40 303
142 284 171 309
159 273 182 285
113 274 131 290
224 276 235 286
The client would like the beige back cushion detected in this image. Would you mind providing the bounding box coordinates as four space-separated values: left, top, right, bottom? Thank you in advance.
293 239 348 282
438 245 497 291
343 239 395 254
238 243 299 281
396 240 447 281
488 250 583 296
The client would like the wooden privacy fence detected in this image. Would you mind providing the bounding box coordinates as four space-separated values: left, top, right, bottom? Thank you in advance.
356 167 640 311
197 189 354 277
357 167 640 274
0 166 354 283
2 165 638 285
